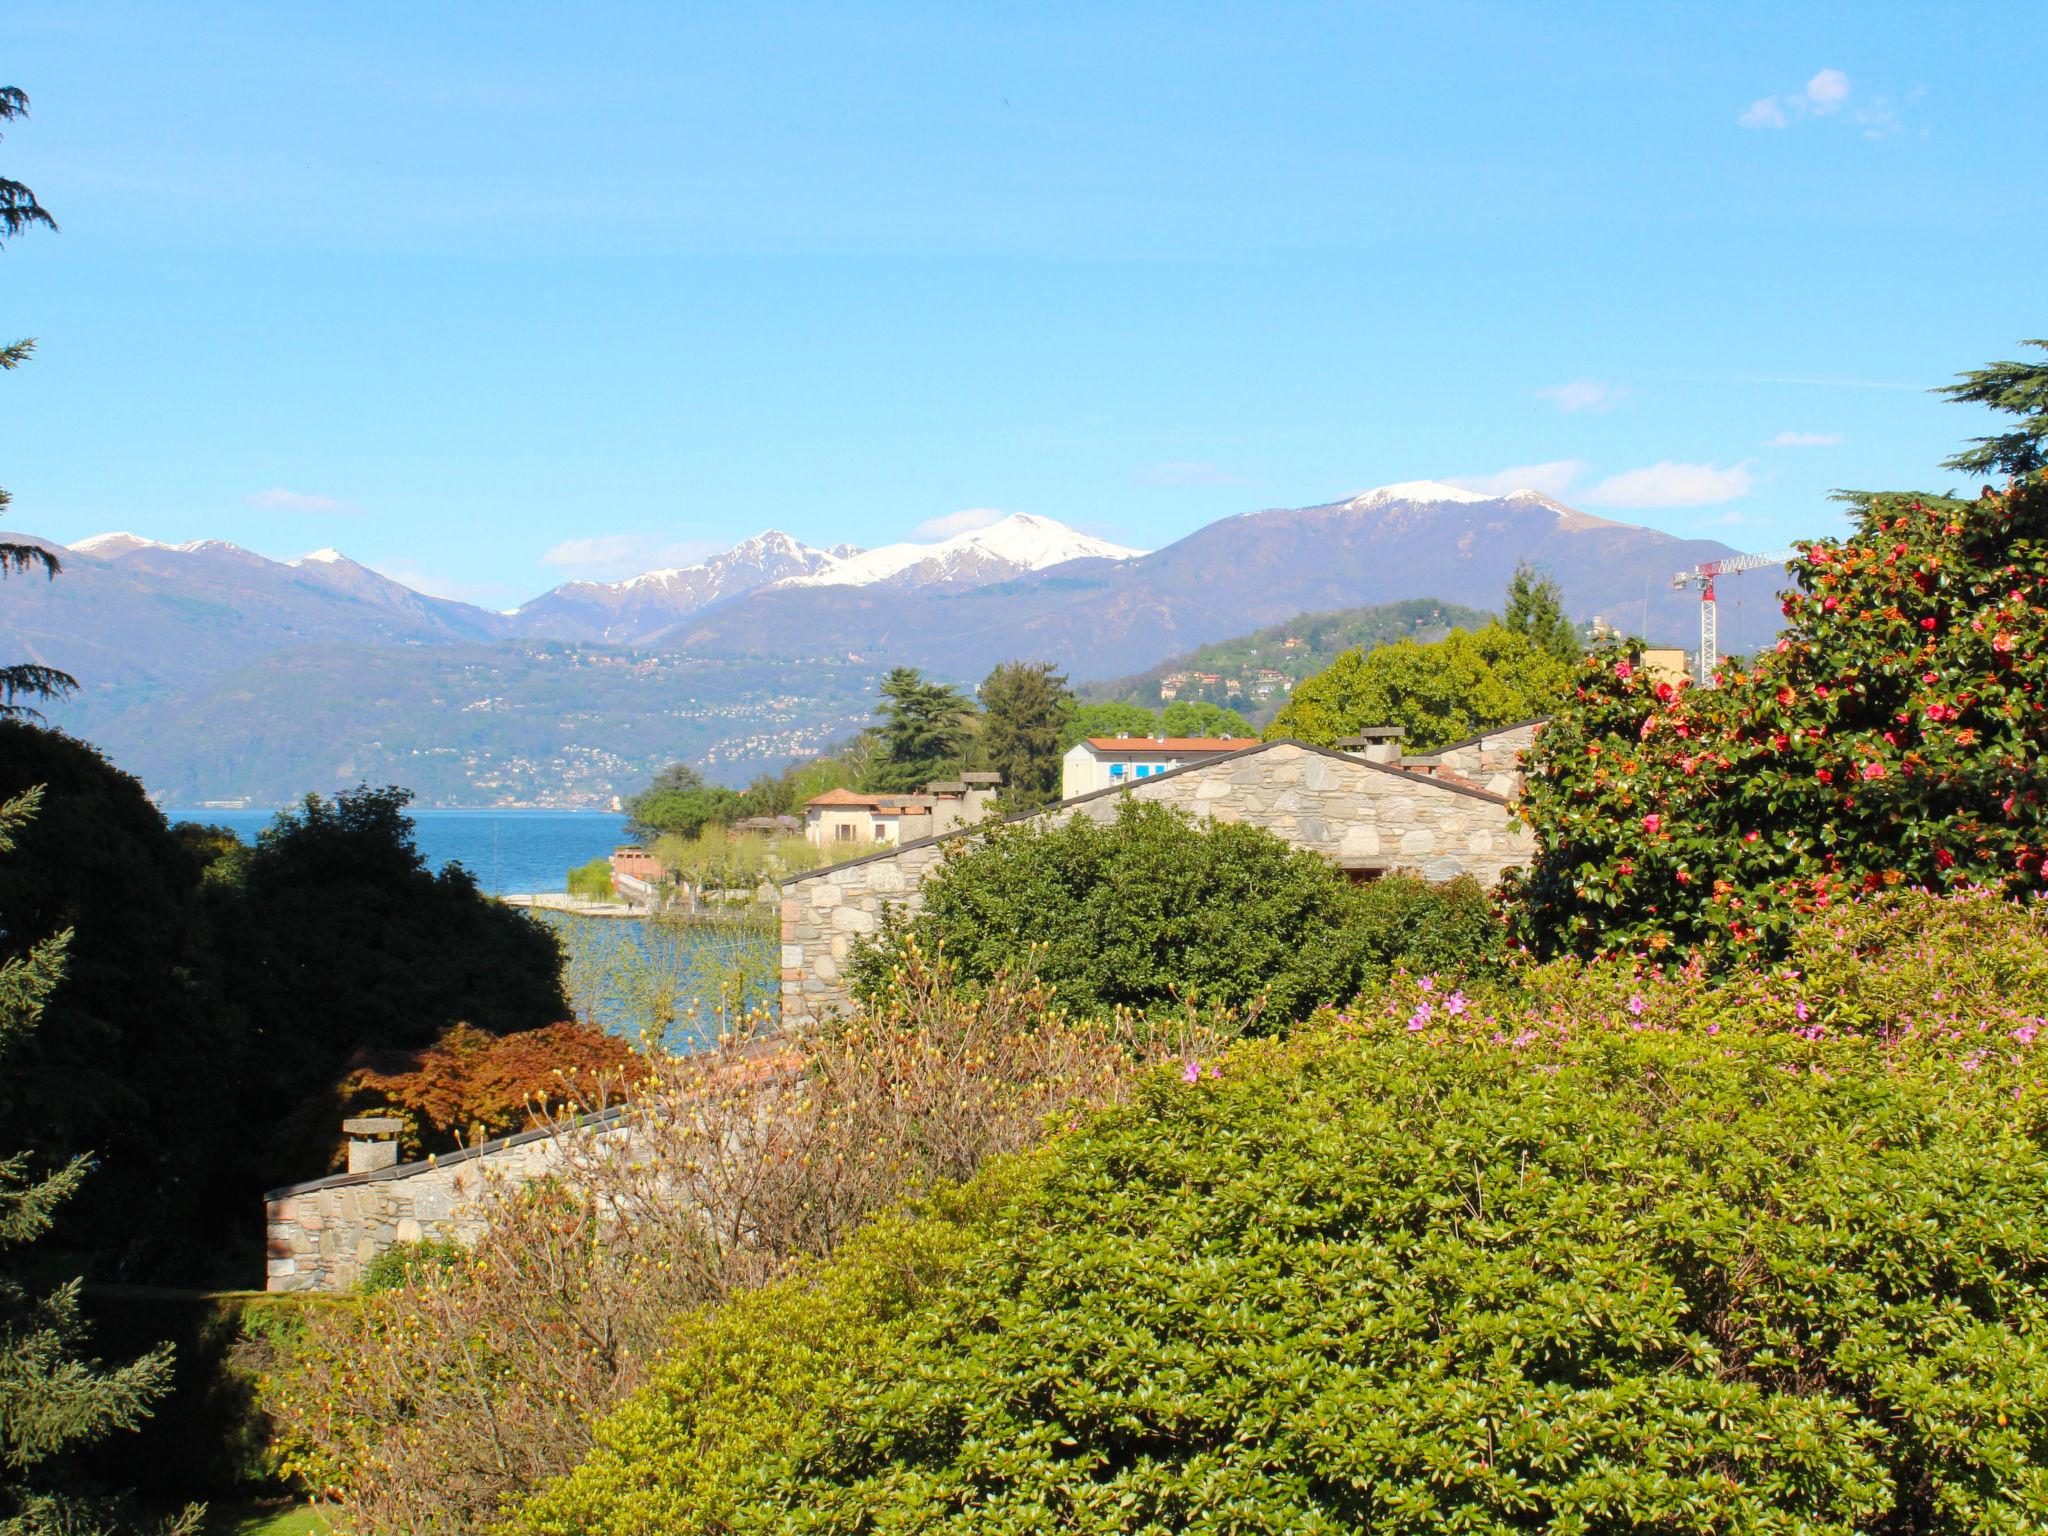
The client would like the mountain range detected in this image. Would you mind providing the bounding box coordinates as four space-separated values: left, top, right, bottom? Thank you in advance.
5 482 1786 804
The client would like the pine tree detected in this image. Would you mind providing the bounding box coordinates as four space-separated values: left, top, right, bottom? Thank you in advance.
1937 338 2048 484
0 87 74 722
0 789 179 1533
1501 560 1582 663
865 668 976 793
976 661 1072 808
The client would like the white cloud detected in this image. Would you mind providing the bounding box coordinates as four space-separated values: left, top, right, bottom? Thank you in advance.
1537 379 1623 413
1765 430 1843 447
908 507 1006 540
1582 460 1756 509
245 487 355 514
1446 459 1591 498
1739 68 1898 133
540 533 721 572
1804 68 1850 113
1137 460 1245 488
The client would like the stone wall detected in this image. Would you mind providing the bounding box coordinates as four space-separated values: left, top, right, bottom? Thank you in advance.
263 1108 631 1293
780 740 1533 1031
1405 718 1545 799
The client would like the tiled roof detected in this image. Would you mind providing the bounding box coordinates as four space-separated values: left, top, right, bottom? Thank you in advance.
1081 736 1250 756
804 787 882 807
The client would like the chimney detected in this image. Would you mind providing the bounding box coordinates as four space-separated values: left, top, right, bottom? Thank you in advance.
1336 725 1406 765
344 1116 404 1174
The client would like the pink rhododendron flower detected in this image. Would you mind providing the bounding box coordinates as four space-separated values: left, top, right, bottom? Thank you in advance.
1446 991 1468 1017
1627 994 1645 1017
1182 1059 1201 1084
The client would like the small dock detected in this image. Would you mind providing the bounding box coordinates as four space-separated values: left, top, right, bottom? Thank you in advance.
500 892 645 918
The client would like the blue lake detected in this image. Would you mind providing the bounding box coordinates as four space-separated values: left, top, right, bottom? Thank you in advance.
164 805 631 896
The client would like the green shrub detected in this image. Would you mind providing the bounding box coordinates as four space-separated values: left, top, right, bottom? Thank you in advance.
850 800 1505 1026
566 857 615 901
540 894 2048 1532
357 1240 465 1293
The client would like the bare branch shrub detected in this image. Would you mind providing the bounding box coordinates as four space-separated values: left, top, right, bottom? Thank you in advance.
266 948 1241 1536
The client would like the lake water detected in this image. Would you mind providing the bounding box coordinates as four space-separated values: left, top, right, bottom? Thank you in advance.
164 805 630 895
170 805 775 1044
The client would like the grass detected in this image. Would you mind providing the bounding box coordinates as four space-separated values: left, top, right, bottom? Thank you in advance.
204 1502 332 1536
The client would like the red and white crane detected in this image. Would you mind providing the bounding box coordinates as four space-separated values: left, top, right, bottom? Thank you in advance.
1672 549 1797 685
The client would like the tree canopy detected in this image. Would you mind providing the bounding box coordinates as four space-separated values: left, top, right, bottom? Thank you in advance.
1265 622 1571 751
624 762 740 841
864 668 975 793
1158 699 1254 738
974 661 1071 807
1059 699 1158 751
1501 560 1582 663
1937 338 2048 484
0 87 74 721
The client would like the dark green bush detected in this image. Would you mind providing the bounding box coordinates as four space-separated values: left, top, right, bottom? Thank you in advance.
850 800 1504 1025
533 902 2048 1532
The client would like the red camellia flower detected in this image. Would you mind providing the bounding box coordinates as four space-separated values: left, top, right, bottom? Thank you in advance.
1935 848 1956 869
1823 596 1839 612
1862 761 1887 781
1643 814 1661 835
1776 686 1796 708
1614 660 1634 680
1816 768 1834 783
1655 681 1675 702
1995 632 2016 653
1921 616 1937 631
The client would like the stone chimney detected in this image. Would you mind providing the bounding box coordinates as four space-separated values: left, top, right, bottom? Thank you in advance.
960 770 1002 819
344 1116 404 1174
1335 725 1406 765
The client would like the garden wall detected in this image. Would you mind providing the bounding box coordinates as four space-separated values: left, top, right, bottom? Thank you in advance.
780 739 1532 1031
263 1108 631 1293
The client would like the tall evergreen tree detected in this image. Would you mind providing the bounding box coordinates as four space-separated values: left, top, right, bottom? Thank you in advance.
865 668 975 793
1937 339 2048 484
0 87 73 721
976 661 1072 808
0 789 179 1533
1501 560 1581 663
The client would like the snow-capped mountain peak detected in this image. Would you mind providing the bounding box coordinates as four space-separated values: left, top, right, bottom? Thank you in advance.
782 511 1142 590
1345 480 1493 509
293 547 349 566
68 531 168 557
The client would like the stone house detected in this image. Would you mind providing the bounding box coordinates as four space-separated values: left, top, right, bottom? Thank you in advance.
782 735 1538 1032
801 773 1002 847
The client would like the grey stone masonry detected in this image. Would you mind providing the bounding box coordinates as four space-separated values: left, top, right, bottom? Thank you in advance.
264 1108 632 1293
780 739 1535 1032
1404 718 1547 800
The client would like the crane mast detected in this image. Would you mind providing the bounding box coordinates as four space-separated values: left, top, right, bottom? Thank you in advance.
1672 549 1797 686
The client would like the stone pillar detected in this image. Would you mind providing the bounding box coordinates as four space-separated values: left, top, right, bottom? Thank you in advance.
344 1116 403 1174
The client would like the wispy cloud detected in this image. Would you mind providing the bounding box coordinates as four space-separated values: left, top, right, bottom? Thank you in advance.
1446 459 1591 498
1537 379 1624 414
1765 430 1843 448
909 507 1006 541
1582 460 1756 509
1137 460 1244 488
245 487 356 514
1739 68 1908 138
540 533 721 575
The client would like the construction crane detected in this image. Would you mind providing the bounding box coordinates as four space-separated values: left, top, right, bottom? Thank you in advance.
1672 549 1797 685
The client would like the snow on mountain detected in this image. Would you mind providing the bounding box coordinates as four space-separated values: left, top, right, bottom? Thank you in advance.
509 529 846 644
67 531 169 557
781 512 1142 590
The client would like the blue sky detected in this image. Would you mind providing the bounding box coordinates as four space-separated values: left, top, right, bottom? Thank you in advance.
1 2 2040 607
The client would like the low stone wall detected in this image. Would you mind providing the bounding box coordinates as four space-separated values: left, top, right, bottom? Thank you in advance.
780 740 1534 1031
1405 718 1545 800
263 1108 630 1293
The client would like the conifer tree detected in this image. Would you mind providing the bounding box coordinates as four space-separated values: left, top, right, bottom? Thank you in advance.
1502 560 1582 663
0 789 179 1533
975 660 1071 807
0 87 73 721
1937 338 2048 484
865 667 976 793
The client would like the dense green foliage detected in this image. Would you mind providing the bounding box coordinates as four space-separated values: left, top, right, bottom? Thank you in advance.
0 788 178 1531
531 891 2048 1534
1512 478 2048 960
565 857 614 901
0 733 569 1277
973 661 1071 807
865 667 977 793
1266 622 1571 751
1936 337 2047 482
1080 598 1492 723
851 800 1502 1023
622 763 739 843
1501 560 1583 663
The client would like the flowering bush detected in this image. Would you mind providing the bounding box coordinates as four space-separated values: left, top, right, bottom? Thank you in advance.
266 956 1234 1536
531 898 2048 1532
1511 480 2048 960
